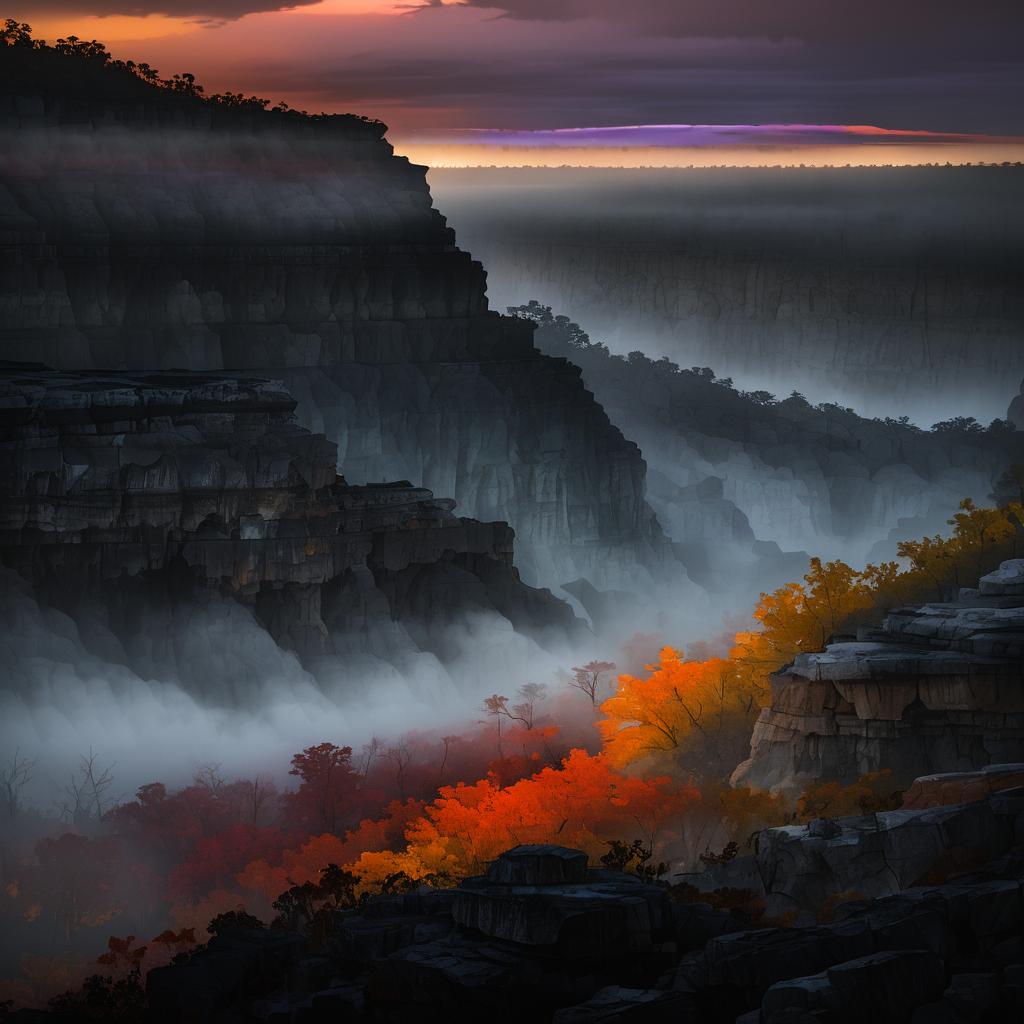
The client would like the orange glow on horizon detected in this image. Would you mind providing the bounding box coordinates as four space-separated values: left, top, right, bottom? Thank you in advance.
18 14 195 43
14 2 408 46
396 141 1024 169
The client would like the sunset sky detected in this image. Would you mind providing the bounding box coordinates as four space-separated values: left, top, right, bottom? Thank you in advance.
12 1 1024 165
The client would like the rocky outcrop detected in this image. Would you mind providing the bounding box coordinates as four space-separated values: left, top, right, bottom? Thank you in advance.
0 64 674 598
755 786 1024 915
670 770 1024 1022
142 845 681 1023
903 764 1024 809
128 829 1024 1024
0 365 582 699
733 560 1024 793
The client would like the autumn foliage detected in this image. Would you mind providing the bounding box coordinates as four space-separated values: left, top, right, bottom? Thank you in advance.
600 499 1024 776
2 498 1022 1009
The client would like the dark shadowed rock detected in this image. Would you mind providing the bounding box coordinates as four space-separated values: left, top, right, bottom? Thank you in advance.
485 845 590 886
552 985 697 1022
827 949 945 1020
146 927 305 1023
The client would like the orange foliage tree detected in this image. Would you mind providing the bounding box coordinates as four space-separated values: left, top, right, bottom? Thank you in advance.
598 651 754 776
342 750 698 888
599 500 1024 777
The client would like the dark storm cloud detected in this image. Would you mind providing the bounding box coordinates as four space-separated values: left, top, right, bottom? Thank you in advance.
466 0 1022 46
22 1 321 20
252 33 1024 135
420 1 1024 133
461 1 1024 82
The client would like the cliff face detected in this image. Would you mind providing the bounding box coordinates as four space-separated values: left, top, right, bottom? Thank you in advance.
0 92 672 596
733 559 1024 793
431 166 1024 424
518 309 1024 602
0 366 582 701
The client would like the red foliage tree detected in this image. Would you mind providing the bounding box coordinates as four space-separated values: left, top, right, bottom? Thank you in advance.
285 743 359 835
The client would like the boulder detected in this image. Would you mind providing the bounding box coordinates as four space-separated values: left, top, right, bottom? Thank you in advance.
827 949 945 1020
485 845 590 886
453 874 673 955
757 793 1021 915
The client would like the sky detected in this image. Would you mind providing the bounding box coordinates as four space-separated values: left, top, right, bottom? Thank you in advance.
13 1 1024 165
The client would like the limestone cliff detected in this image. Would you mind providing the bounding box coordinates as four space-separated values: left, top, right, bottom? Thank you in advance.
0 365 582 700
733 559 1024 793
0 63 672 597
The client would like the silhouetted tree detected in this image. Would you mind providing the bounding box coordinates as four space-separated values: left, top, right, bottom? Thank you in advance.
1 747 34 819
568 660 616 707
287 743 358 834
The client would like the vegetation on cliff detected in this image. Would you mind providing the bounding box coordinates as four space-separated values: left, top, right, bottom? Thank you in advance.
0 20 382 131
4 497 1020 1010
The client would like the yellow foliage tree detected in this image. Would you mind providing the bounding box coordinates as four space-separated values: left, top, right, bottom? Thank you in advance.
896 499 1020 600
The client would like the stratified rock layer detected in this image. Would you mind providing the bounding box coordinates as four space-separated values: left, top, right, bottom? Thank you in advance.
0 76 672 594
0 365 581 697
733 560 1024 793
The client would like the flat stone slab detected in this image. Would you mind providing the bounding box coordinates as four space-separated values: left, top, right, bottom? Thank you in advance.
485 844 589 886
903 764 1024 809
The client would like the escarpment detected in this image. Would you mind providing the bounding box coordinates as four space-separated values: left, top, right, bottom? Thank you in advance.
0 69 674 598
0 366 582 700
518 307 1024 601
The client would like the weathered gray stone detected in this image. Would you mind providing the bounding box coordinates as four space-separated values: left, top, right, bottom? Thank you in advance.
733 571 1024 793
756 795 1022 915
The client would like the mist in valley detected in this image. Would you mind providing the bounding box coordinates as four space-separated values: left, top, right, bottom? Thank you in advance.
2 108 1023 1004
430 165 1024 425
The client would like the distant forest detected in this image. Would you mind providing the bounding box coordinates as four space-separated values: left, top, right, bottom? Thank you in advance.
509 300 1018 439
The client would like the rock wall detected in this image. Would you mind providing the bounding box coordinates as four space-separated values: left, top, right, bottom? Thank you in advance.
521 310 1024 604
0 82 673 597
733 559 1024 793
0 366 582 701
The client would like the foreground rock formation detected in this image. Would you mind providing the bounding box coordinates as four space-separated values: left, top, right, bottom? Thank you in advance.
0 365 580 699
76 794 1024 1023
0 57 674 597
733 559 1024 793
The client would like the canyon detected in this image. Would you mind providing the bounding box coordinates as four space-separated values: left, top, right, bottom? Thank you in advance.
0 71 672 610
431 166 1024 425
517 303 1024 605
